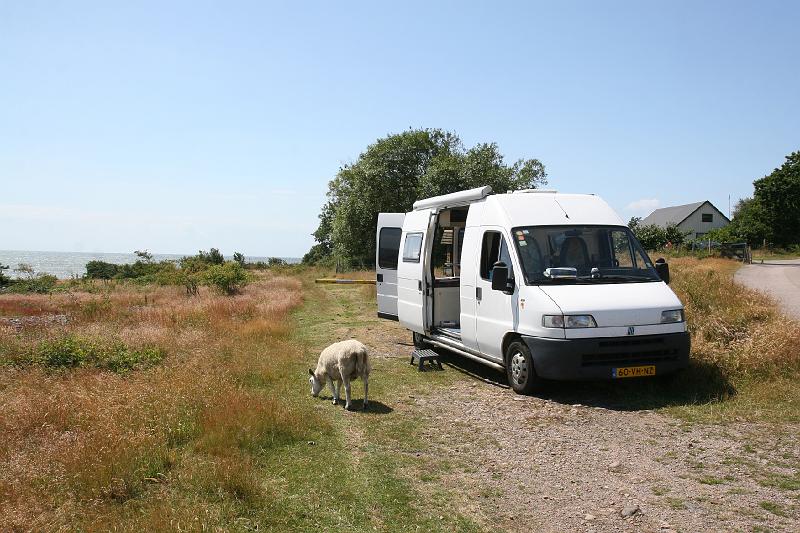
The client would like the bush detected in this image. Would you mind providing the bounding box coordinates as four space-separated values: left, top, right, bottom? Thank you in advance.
86 260 119 279
197 248 225 265
6 274 58 294
267 257 287 267
632 223 689 250
36 335 165 373
0 263 10 286
203 262 249 295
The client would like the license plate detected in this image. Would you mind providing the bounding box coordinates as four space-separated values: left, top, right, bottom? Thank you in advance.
612 365 656 378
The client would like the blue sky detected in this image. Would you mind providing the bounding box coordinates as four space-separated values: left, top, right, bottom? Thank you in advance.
2 1 798 257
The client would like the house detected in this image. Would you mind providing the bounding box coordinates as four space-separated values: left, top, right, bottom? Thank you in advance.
641 201 730 240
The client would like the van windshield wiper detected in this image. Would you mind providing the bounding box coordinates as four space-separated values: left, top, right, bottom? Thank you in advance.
582 274 654 282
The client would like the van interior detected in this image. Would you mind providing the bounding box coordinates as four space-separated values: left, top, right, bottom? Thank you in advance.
430 207 467 339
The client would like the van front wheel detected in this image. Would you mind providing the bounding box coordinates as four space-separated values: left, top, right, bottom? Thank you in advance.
506 340 540 394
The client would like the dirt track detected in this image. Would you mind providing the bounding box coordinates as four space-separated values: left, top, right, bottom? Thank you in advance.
332 286 800 532
735 259 800 320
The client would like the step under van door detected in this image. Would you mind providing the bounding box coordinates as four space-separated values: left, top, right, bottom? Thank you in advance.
375 213 405 320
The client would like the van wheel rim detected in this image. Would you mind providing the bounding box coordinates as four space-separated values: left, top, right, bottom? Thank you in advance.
510 352 528 385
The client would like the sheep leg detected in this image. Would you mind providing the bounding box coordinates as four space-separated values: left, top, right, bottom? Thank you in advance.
328 377 338 405
363 375 369 410
343 376 352 410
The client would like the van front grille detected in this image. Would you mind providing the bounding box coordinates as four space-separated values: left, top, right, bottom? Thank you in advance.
581 336 680 367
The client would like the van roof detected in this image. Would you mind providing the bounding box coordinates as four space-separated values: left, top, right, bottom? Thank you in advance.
413 187 624 227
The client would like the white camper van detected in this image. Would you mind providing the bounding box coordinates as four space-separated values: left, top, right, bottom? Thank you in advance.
376 186 690 393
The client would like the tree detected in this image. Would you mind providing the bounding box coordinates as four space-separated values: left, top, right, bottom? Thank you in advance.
752 150 800 247
628 217 642 231
134 249 154 263
232 252 246 267
14 263 35 280
0 263 9 286
307 128 547 266
86 260 119 279
197 248 225 265
725 197 771 246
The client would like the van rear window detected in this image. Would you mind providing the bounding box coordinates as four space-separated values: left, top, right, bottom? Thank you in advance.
378 227 402 269
402 233 424 263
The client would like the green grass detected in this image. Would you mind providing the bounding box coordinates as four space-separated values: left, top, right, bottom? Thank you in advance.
758 500 787 517
257 276 481 532
698 476 725 485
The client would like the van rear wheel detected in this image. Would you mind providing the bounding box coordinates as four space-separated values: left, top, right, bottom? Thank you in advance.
506 340 540 394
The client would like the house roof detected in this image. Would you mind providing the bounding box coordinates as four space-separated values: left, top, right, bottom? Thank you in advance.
641 201 721 227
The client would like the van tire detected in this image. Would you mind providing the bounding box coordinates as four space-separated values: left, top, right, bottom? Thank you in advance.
413 332 431 349
505 340 540 394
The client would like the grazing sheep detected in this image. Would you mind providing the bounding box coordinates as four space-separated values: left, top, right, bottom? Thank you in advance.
309 339 370 410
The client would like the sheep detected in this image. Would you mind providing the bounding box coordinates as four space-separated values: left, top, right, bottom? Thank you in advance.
309 339 370 410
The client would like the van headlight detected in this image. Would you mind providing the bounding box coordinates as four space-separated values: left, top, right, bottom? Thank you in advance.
543 315 597 328
660 309 685 323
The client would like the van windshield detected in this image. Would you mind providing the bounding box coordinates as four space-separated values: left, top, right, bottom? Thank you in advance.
510 225 661 284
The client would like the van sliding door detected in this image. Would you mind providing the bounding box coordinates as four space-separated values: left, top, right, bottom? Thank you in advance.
397 208 434 335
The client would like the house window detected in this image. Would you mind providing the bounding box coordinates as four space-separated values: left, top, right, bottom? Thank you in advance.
402 233 423 263
702 213 713 223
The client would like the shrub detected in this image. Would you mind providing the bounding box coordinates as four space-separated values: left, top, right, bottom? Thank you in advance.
36 335 165 373
267 257 287 267
203 262 248 295
197 248 224 265
0 263 10 286
6 274 58 294
86 260 119 279
232 252 246 267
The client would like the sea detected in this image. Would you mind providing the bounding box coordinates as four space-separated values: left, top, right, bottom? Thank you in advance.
0 250 300 279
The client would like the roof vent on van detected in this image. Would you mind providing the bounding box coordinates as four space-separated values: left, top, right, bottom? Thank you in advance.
509 189 558 194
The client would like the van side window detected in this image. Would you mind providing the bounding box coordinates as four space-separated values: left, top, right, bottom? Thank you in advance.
378 227 402 269
402 233 424 263
480 231 514 280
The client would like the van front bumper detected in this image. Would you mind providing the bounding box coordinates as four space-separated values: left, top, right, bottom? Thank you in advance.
522 332 690 381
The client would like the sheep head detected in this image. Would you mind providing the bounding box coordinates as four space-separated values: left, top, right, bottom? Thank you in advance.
308 368 324 397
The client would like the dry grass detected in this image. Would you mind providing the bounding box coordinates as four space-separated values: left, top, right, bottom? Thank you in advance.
670 257 800 379
0 272 311 530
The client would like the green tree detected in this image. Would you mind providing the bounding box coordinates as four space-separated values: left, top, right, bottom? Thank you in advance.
752 150 800 246
134 249 154 263
85 260 119 279
14 263 35 280
199 248 225 265
0 263 10 286
308 128 547 266
727 197 771 246
232 252 246 267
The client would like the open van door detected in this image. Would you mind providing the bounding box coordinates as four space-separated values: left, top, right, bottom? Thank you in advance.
376 213 405 320
397 208 434 334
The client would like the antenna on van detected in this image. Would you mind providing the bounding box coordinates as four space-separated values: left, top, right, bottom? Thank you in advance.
553 198 570 219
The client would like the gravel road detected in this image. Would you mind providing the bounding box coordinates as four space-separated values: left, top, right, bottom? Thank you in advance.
735 259 800 320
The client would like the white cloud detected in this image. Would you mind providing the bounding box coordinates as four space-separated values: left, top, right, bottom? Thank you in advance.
625 198 660 214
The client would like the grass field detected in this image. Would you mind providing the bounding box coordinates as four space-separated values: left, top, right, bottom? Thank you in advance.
1 257 798 530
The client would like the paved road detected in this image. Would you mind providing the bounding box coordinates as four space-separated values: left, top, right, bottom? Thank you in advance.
735 259 800 320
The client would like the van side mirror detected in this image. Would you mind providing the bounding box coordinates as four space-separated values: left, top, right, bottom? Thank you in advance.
654 258 670 284
491 262 514 293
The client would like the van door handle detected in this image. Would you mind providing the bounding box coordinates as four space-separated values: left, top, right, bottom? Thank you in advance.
377 273 383 282
418 280 422 292
476 287 482 301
